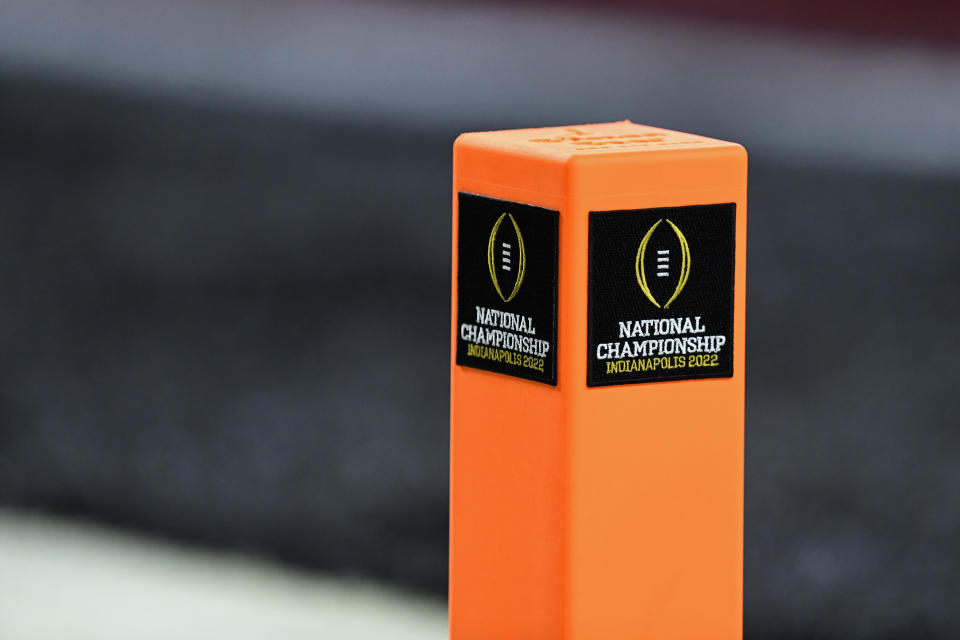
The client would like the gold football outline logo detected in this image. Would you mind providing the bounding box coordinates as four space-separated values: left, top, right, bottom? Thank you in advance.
635 218 690 309
487 212 526 303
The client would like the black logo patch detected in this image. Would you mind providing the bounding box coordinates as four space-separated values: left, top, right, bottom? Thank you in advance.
456 193 558 385
588 204 735 386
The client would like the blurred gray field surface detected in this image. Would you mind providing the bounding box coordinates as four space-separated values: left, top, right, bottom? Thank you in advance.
0 1 958 638
0 510 446 640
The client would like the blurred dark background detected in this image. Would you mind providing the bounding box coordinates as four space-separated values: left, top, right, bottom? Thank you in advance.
0 0 958 637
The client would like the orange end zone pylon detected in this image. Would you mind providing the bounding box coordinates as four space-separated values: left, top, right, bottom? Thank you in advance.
450 121 747 639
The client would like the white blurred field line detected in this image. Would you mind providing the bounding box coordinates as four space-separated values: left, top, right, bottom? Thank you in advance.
0 0 957 172
0 509 446 640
